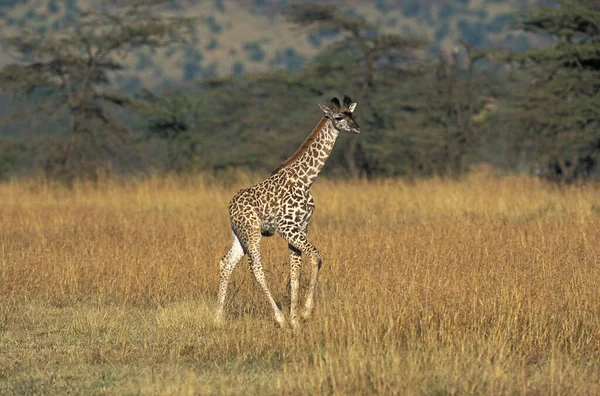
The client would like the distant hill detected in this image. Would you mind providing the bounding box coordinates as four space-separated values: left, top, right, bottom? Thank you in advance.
0 0 543 88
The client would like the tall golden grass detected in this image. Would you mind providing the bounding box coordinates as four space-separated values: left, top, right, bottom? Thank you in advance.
1 172 599 394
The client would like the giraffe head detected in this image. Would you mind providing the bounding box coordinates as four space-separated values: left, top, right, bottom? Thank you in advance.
318 96 360 134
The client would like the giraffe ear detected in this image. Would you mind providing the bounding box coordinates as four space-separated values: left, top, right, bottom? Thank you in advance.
348 102 357 113
319 103 333 117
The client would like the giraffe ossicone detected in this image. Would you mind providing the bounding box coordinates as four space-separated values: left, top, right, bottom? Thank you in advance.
215 95 359 329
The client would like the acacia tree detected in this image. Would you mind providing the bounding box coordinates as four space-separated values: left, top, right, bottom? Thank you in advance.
431 43 487 178
285 3 426 178
140 89 203 172
498 0 600 182
0 1 195 180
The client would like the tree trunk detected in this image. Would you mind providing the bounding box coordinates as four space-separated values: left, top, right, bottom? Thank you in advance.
343 138 359 179
557 157 576 184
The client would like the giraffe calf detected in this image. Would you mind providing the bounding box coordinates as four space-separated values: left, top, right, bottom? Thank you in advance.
215 96 359 329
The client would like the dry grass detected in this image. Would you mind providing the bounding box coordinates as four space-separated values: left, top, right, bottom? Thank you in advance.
1 172 600 394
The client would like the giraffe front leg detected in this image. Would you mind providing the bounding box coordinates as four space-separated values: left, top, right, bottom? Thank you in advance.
215 231 245 322
247 245 287 328
300 248 321 320
288 244 302 330
279 226 321 322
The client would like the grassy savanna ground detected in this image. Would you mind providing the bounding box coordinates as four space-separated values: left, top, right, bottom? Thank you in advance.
1 172 600 394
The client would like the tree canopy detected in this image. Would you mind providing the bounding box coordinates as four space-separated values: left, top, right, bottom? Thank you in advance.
496 0 600 182
0 1 598 183
0 0 195 180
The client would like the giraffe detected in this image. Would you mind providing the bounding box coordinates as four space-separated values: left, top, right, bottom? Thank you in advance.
215 95 360 329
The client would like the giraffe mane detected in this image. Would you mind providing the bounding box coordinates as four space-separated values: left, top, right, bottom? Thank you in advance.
272 117 329 174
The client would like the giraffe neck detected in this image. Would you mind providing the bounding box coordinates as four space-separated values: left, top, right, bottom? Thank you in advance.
287 118 339 187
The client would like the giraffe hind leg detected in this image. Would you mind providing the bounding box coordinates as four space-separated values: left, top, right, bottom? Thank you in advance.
278 226 321 322
215 230 245 321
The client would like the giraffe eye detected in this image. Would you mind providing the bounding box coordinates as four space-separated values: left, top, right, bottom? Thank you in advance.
334 116 343 121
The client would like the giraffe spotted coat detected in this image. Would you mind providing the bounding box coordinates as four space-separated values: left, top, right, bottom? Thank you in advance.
215 96 359 329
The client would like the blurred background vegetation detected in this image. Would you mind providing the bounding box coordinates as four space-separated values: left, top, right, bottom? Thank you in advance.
0 0 598 183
